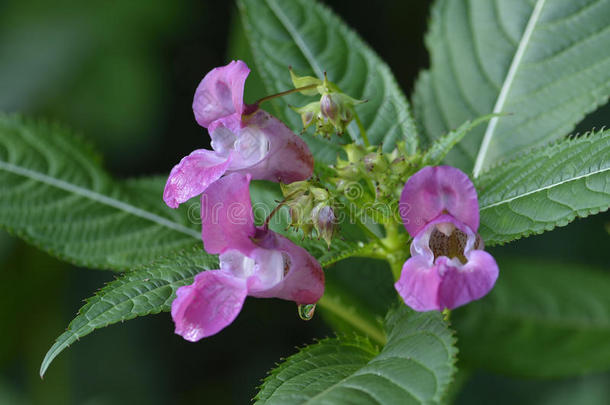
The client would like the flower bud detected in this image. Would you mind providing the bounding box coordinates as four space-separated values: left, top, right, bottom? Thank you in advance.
363 152 388 173
320 94 339 121
288 194 314 234
291 102 321 130
312 204 336 247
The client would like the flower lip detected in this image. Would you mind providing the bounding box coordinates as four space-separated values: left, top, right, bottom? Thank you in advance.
396 212 499 312
410 214 479 268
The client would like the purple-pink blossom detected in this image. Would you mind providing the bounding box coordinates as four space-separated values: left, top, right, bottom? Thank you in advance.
171 173 324 341
395 166 499 311
163 60 314 209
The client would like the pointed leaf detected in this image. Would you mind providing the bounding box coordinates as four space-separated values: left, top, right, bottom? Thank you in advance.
414 0 610 175
477 129 610 246
40 247 218 377
255 306 457 404
0 115 200 270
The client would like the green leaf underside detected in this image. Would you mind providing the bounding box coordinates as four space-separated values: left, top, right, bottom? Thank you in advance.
239 0 418 164
0 115 367 270
255 306 457 405
414 0 610 174
453 258 610 378
476 129 610 246
0 115 200 271
39 247 218 377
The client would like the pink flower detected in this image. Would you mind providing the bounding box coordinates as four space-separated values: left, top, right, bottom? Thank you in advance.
171 173 324 341
163 60 314 209
395 166 499 311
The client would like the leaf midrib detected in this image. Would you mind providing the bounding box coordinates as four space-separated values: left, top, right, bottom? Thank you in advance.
265 0 324 78
479 165 610 210
0 159 201 239
473 0 547 177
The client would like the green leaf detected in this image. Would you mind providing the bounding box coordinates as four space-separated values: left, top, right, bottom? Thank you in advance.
0 115 201 271
453 257 610 378
413 0 610 175
476 129 610 246
238 0 418 163
420 114 496 167
255 306 457 404
39 247 218 377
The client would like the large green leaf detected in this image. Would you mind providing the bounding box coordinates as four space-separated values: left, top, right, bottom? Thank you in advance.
0 115 370 270
39 247 218 377
238 0 418 163
476 129 610 246
453 258 610 378
255 306 457 404
0 115 200 271
413 0 610 175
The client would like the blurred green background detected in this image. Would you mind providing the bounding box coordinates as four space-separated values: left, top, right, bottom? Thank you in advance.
0 0 608 404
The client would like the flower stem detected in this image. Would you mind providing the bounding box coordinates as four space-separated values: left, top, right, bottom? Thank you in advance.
379 223 409 281
256 84 318 105
354 113 370 147
263 191 300 229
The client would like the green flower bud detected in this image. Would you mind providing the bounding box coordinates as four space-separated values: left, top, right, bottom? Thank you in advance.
291 102 321 129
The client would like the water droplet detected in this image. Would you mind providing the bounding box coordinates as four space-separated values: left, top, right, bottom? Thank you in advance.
297 303 316 321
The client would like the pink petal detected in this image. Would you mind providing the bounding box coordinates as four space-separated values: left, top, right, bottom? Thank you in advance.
250 231 324 304
163 149 231 209
437 251 499 310
192 60 250 128
171 271 248 341
400 166 479 236
233 110 313 183
200 172 257 255
394 255 443 311
207 112 242 139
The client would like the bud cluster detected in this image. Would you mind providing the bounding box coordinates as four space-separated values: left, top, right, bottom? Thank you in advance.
334 143 417 202
289 68 365 137
281 181 336 246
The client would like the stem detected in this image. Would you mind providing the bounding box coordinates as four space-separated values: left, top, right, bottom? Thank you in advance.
379 222 409 281
388 258 404 281
263 191 300 229
256 84 318 105
354 113 370 147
